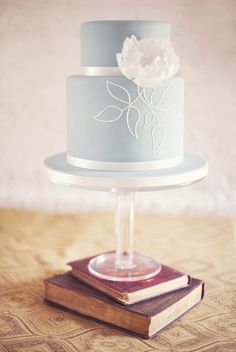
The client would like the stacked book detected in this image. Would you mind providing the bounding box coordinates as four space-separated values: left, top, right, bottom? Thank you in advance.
44 254 204 338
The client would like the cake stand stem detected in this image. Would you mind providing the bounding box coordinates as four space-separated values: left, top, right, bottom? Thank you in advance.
115 191 135 269
88 189 161 281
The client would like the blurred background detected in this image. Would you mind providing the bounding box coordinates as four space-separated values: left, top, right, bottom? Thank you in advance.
0 0 235 216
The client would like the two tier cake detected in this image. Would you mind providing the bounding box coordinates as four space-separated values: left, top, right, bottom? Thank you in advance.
67 21 184 171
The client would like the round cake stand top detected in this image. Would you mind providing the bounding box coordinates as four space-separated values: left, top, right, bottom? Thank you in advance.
44 152 208 192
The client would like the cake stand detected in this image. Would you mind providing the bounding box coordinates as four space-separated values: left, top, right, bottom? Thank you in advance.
44 152 208 282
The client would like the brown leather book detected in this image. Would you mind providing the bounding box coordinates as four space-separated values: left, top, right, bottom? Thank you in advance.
44 273 204 338
69 255 190 304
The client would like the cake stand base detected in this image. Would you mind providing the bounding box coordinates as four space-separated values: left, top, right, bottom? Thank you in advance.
88 252 161 282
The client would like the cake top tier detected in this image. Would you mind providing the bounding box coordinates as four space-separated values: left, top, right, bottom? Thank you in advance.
81 20 171 67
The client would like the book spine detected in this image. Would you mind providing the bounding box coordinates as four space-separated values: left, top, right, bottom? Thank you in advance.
45 283 149 337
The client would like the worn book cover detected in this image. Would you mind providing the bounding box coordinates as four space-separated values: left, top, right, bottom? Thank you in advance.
69 254 190 304
45 273 204 338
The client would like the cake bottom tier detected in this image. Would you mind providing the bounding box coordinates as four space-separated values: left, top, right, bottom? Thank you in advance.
67 74 184 171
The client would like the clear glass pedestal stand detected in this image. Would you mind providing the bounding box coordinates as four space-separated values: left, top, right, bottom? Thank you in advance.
44 152 208 282
88 190 161 281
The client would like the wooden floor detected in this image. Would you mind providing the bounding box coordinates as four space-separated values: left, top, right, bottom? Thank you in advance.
0 208 235 351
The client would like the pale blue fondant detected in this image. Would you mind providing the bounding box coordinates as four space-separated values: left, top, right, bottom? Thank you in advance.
81 21 171 67
67 75 184 164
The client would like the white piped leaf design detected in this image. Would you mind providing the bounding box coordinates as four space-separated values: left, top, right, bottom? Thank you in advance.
93 80 182 154
143 87 155 104
106 81 130 105
152 124 165 154
144 111 155 128
126 106 140 138
155 81 174 108
94 105 123 122
162 104 182 119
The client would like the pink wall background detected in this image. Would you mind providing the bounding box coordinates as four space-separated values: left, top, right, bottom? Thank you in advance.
0 0 236 216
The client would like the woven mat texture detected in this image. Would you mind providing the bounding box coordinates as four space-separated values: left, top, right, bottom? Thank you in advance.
0 208 235 351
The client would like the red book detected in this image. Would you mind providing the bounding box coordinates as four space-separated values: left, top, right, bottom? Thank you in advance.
44 273 204 338
68 254 190 304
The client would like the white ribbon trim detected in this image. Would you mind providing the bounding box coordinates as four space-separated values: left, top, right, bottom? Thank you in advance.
79 66 122 76
67 154 183 172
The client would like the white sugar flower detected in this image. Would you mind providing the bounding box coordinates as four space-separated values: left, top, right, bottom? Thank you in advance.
116 35 180 88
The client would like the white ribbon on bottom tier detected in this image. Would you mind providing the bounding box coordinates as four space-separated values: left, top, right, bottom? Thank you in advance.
66 154 183 172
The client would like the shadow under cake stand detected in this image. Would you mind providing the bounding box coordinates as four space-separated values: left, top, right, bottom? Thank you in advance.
44 152 208 282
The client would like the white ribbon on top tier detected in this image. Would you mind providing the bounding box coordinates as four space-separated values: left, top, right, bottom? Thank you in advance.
67 154 183 172
79 67 122 76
